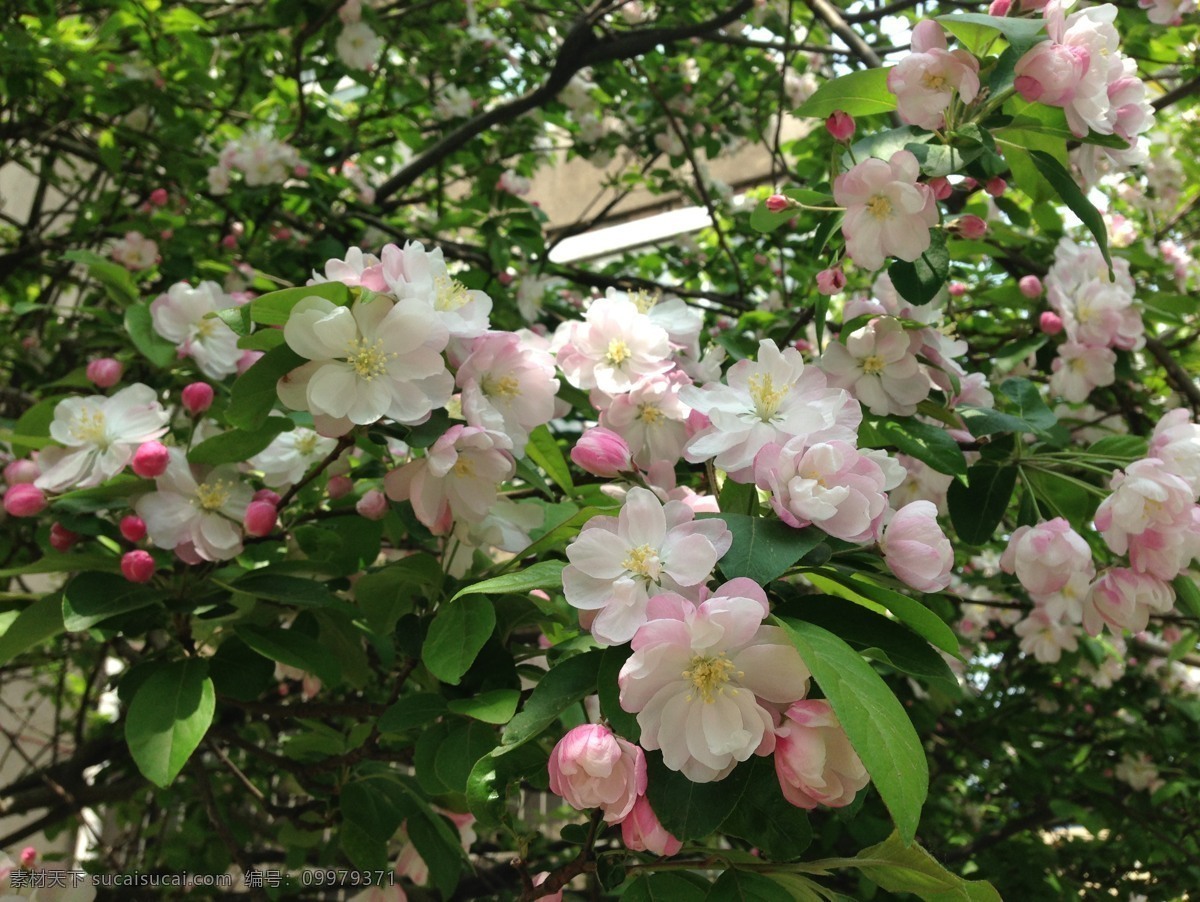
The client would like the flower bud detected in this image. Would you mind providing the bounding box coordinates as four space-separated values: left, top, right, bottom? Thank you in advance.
985 177 1007 197
882 501 953 592
948 281 968 297
548 724 646 823
928 176 952 200
775 700 869 808
825 109 856 141
49 522 81 552
621 795 683 856
1039 311 1064 334
181 382 214 415
570 427 633 478
989 0 1012 15
4 459 40 485
815 267 846 296
764 194 791 214
253 489 282 506
119 515 147 542
356 489 389 521
327 475 353 499
20 847 37 868
957 215 988 240
1019 275 1043 298
120 549 156 583
243 501 278 537
131 441 170 479
149 188 169 207
86 357 123 389
293 164 310 178
4 484 47 517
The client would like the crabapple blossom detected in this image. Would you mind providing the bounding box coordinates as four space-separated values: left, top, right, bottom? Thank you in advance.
120 550 156 584
570 427 633 477
3 484 47 517
547 724 646 823
618 584 811 783
356 489 389 521
310 246 386 291
889 455 954 514
774 700 870 809
249 428 339 488
881 501 954 591
1082 567 1175 635
380 241 492 339
181 382 214 415
833 150 939 271
48 522 80 552
3 460 39 485
819 317 930 417
1115 752 1165 793
384 426 515 534
1040 312 1064 334
135 449 254 561
498 169 531 195
816 267 846 295
336 22 382 70
150 281 242 379
1148 409 1200 496
682 339 860 482
754 439 895 543
1049 341 1116 402
1094 458 1198 572
111 231 158 270
223 126 302 186
561 487 732 646
552 294 672 396
130 441 170 479
825 110 855 141
243 501 278 537
86 358 123 388
620 796 682 856
1014 609 1079 663
886 20 980 130
599 374 692 469
34 384 170 492
456 330 559 456
1000 518 1094 597
765 194 791 213
119 515 147 542
1035 569 1095 624
1020 275 1044 298
278 293 453 429
1140 0 1197 24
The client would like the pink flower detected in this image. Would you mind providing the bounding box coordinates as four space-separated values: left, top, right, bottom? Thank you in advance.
4 484 47 517
621 796 682 856
456 331 558 457
886 20 981 130
562 487 732 645
111 231 159 270
1014 41 1090 106
834 151 939 272
1082 567 1175 635
1049 342 1115 403
547 724 646 823
774 700 869 809
819 317 930 417
881 500 953 591
815 268 846 296
825 110 856 141
1014 609 1079 662
1000 518 1094 597
1095 459 1197 574
1148 409 1200 496
48 522 80 552
618 583 811 783
599 374 692 469
571 427 634 477
3 459 39 485
956 215 988 240
86 358 123 388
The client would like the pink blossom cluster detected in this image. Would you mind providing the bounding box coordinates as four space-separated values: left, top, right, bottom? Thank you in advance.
207 126 305 195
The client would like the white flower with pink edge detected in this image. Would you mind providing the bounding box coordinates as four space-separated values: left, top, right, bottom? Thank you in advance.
456 331 559 457
547 724 646 823
833 150 939 272
887 20 980 130
381 241 493 339
600 372 693 469
774 699 869 809
999 518 1094 597
819 317 930 417
150 281 243 379
881 500 954 592
551 294 673 396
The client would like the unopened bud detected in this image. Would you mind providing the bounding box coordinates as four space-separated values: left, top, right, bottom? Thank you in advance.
928 177 953 200
988 0 1012 15
815 267 846 296
1039 311 1064 334
181 382 214 415
120 550 156 583
985 177 1007 197
957 215 988 240
49 523 81 552
571 427 633 478
825 110 856 142
131 441 170 479
243 501 278 537
765 194 791 214
86 358 123 389
4 459 40 485
1019 275 1043 298
149 188 169 207
327 475 353 499
356 489 389 520
120 515 147 542
4 484 47 517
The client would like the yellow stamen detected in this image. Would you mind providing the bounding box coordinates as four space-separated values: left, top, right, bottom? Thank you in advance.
606 338 632 366
482 374 521 400
683 653 739 703
345 337 394 381
195 479 232 512
622 543 661 580
70 409 107 445
861 354 886 376
921 72 947 91
453 457 475 477
748 373 788 422
434 274 471 311
294 432 319 455
629 289 660 314
637 403 665 425
866 194 893 219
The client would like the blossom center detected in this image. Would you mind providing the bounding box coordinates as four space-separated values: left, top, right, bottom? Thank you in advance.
482 374 521 399
866 194 893 219
921 71 947 91
622 543 662 581
453 456 476 477
748 373 787 422
861 354 887 376
195 317 218 339
70 409 108 445
434 274 471 311
195 479 232 512
295 433 320 455
345 337 393 381
629 289 660 314
606 338 632 366
637 403 665 425
683 653 738 703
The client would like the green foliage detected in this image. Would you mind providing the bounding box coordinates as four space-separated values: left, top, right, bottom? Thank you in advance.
125 660 215 788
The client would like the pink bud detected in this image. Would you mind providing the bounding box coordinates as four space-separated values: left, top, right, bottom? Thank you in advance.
1039 311 1064 334
221 234 238 249
356 489 389 520
243 501 278 537
621 795 683 856
120 515 147 542
149 188 169 207
765 194 791 214
988 0 1012 15
86 357 123 388
815 267 846 296
181 382 214 415
927 177 953 200
4 484 47 517
4 459 40 485
327 475 353 499
570 427 633 478
985 177 1007 197
160 229 174 241
957 215 988 240
948 281 968 297
548 724 646 823
253 489 282 506
20 847 36 868
961 177 978 191
1019 275 1043 298
497 271 514 285
825 109 856 141
293 164 310 178
120 550 156 583
49 523 81 552
131 441 170 478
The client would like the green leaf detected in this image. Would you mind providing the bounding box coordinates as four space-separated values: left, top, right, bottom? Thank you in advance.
62 572 164 631
499 649 602 751
249 281 352 325
355 555 441 635
645 752 748 841
452 560 565 601
852 830 1002 900
997 378 1058 434
625 874 709 902
1173 576 1200 620
719 757 813 861
188 417 294 466
124 660 216 788
422 597 496 685
598 644 640 741
777 618 928 843
525 424 575 496
859 416 966 476
1086 435 1147 462
447 689 521 724
434 720 500 793
936 12 1046 55
208 637 277 702
1029 150 1113 275
230 572 336 609
379 693 449 733
226 343 305 430
124 303 178 368
237 624 342 686
340 774 409 870
214 304 251 337
888 231 949 306
705 870 794 902
0 594 64 666
793 68 896 118
64 249 139 306
237 329 286 351
948 463 1017 545
712 514 824 584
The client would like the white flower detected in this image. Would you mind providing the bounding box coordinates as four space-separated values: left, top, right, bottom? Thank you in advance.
336 22 382 70
381 241 493 339
150 281 243 379
819 317 930 416
135 450 253 561
552 295 673 396
456 331 559 457
435 84 475 119
111 232 158 271
35 385 169 492
249 427 339 488
278 293 453 428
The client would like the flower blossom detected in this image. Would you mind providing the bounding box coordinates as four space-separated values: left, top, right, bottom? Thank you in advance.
1049 341 1116 403
336 22 382 70
135 449 253 561
552 294 672 396
1082 567 1174 635
111 232 159 270
456 330 559 456
600 373 693 469
621 796 682 856
1014 609 1080 663
249 427 339 488
881 500 954 591
561 487 732 646
774 700 869 809
150 281 243 379
1148 409 1200 497
381 241 493 339
1000 518 1094 597
819 317 931 416
833 150 939 272
547 724 646 823
34 384 169 492
887 20 980 130
1094 458 1200 579
618 583 811 783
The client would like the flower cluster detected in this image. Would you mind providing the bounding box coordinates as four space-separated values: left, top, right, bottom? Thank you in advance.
207 126 305 194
